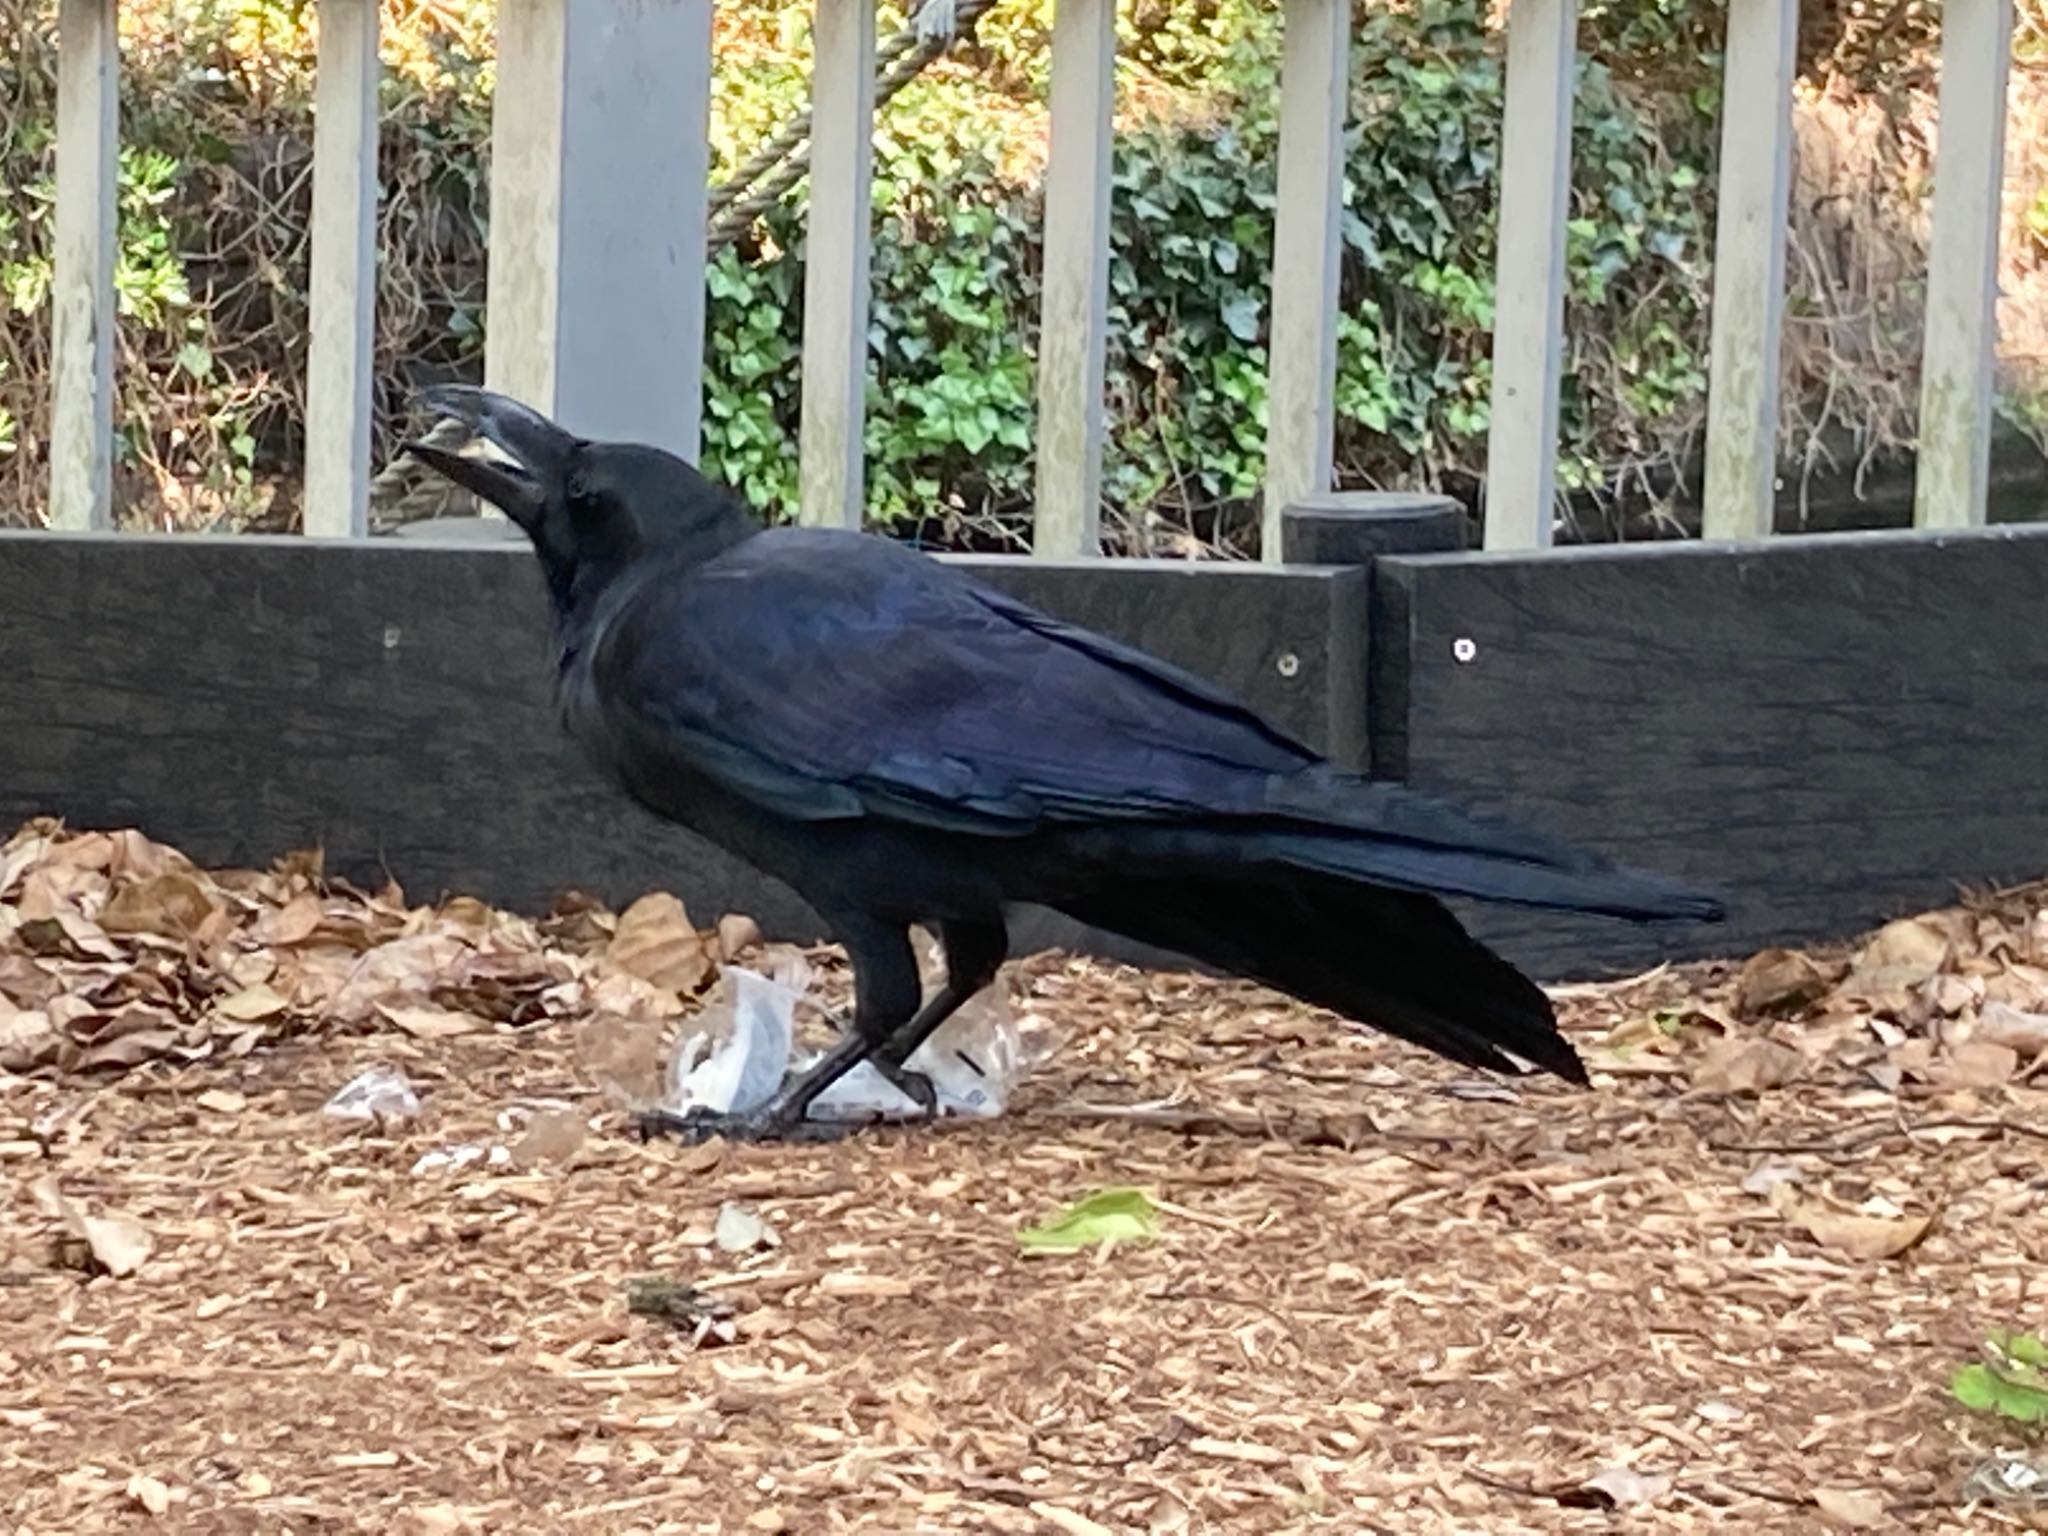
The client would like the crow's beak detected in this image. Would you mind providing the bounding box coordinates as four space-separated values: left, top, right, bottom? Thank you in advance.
401 385 576 531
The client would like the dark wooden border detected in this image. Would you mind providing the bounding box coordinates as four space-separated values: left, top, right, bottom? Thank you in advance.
1373 524 2048 977
0 532 1364 948
6 524 2042 982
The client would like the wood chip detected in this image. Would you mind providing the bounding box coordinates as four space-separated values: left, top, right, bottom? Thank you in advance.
4 819 2045 1532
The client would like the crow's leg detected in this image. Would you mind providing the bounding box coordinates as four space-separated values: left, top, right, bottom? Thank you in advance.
639 918 919 1145
868 917 1010 1112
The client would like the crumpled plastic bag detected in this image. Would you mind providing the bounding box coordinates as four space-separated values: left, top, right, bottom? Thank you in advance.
323 1063 422 1122
661 940 1021 1121
665 961 804 1117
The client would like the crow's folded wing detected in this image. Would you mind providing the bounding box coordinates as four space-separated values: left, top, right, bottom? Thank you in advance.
588 529 1722 918
591 528 1320 834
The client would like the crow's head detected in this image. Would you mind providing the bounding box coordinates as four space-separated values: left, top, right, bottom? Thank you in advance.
402 385 757 618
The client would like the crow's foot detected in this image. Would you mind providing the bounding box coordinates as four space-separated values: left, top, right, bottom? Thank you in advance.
871 1059 940 1119
635 1105 860 1145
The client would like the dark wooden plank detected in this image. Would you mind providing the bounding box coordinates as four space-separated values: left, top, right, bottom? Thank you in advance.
0 532 1366 952
1373 525 2048 979
960 555 1367 766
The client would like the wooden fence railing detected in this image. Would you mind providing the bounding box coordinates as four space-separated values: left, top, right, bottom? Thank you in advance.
36 0 2018 553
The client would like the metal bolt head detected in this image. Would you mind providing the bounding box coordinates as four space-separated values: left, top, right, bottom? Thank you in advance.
1275 651 1301 678
1451 636 1477 664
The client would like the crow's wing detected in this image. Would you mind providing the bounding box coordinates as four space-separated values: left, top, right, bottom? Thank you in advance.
592 527 1318 833
590 528 1720 917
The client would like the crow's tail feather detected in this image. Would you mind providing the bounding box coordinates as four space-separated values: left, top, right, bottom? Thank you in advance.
1055 866 1590 1085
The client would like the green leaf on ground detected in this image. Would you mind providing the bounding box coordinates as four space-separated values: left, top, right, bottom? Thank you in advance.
1017 1187 1160 1252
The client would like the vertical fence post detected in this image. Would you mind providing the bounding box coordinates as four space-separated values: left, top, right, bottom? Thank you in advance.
1914 0 2014 531
798 0 878 530
303 0 381 540
486 0 713 462
1700 0 1796 542
1033 0 1115 558
1481 0 1576 552
484 0 566 426
49 0 119 532
1262 0 1351 563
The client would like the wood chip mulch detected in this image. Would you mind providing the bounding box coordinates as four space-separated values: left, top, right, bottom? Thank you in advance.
2 820 2045 1533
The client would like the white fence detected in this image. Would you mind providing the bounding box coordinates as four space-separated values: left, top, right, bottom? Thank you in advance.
38 0 2018 553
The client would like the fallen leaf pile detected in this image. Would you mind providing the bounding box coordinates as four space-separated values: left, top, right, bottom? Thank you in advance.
0 818 760 1079
1584 889 2048 1097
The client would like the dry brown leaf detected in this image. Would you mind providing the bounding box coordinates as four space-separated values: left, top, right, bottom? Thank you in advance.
539 890 615 951
98 871 220 939
32 1176 154 1277
376 1003 483 1040
18 863 110 921
716 912 763 961
1734 948 1840 1019
512 1110 588 1166
1846 916 1951 994
196 1088 246 1115
0 1008 55 1070
1889 1036 1937 1082
1978 1001 2048 1057
1813 1486 1887 1527
586 968 689 1022
251 894 325 946
0 828 58 899
328 932 473 1022
576 1013 666 1107
607 893 713 995
1939 1038 2021 1089
74 1027 184 1073
107 829 192 882
1692 1035 1806 1094
16 909 123 962
42 830 117 872
0 952 60 1008
213 984 291 1023
1776 1191 1933 1260
438 895 495 929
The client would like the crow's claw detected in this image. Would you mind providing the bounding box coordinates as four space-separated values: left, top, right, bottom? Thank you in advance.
872 1059 940 1119
635 1106 859 1145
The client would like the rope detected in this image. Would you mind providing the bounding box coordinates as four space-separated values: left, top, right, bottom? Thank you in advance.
367 415 477 532
704 0 1002 254
370 0 1003 528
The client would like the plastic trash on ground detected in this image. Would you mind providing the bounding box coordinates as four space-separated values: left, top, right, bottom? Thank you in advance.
658 938 1023 1122
323 1064 422 1122
808 983 1018 1120
411 1143 512 1176
663 961 806 1117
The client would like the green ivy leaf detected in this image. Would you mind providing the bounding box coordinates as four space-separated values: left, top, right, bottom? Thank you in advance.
1220 293 1262 342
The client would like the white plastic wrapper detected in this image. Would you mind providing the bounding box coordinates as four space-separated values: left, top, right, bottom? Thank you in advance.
807 986 1018 1120
323 1063 422 1122
665 962 804 1117
660 942 1021 1122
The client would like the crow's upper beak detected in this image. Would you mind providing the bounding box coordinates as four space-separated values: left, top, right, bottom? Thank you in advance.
400 385 576 530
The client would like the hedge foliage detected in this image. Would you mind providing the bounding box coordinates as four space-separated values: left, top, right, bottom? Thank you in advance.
0 0 1957 546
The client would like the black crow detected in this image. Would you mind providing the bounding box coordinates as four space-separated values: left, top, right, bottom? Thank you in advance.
404 385 1722 1141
